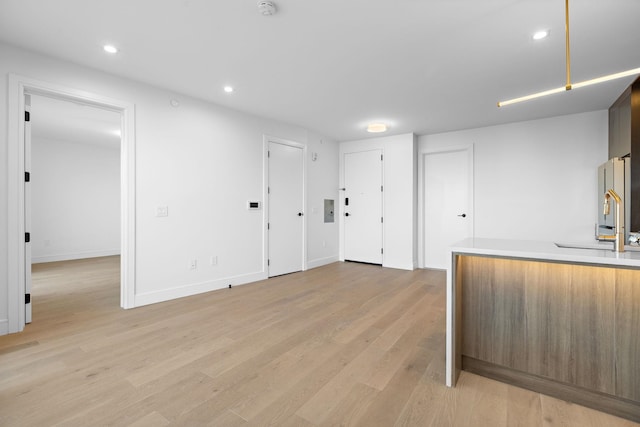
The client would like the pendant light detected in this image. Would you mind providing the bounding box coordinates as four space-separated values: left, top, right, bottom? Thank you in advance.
497 0 640 107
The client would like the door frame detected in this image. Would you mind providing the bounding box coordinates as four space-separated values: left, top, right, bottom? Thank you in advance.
263 135 307 276
417 144 474 269
7 74 136 334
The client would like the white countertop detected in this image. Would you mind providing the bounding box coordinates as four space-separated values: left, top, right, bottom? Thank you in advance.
450 237 640 268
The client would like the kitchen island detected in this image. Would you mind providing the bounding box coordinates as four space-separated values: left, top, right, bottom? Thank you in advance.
446 238 640 422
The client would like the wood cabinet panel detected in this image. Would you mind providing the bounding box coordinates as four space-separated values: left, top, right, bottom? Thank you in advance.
569 266 615 394
615 268 640 401
460 255 490 361
523 262 572 383
461 257 526 369
461 256 619 396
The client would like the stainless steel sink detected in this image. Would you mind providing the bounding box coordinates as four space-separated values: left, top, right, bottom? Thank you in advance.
555 242 640 252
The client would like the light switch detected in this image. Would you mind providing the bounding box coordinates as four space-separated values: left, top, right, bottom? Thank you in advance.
156 206 168 217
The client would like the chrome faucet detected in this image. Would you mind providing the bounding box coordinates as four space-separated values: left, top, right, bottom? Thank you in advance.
597 189 625 252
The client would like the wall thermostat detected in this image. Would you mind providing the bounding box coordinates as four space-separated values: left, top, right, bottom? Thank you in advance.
247 201 261 210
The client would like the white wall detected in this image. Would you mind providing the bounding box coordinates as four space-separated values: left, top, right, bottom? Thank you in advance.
419 111 608 245
339 133 417 270
0 42 339 333
31 137 120 263
306 131 340 268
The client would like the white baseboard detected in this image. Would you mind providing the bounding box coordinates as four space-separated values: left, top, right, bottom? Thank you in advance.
306 255 339 270
0 319 9 336
382 262 415 271
133 271 268 307
32 249 121 264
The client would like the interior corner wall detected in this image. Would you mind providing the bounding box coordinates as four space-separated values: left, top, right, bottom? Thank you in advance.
31 137 120 263
418 110 609 243
306 131 340 269
339 133 417 270
0 42 340 326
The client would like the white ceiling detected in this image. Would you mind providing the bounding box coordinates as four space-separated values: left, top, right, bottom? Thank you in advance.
2 0 640 141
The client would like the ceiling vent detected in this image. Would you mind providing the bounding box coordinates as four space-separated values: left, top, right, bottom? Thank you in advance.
258 1 276 16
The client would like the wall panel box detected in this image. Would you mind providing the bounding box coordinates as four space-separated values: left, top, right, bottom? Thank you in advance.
324 199 334 223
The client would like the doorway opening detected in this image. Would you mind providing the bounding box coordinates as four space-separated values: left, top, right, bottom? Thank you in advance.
28 94 122 323
7 74 136 335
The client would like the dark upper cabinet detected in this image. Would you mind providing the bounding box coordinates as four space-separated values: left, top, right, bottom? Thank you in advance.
609 86 632 159
610 76 640 232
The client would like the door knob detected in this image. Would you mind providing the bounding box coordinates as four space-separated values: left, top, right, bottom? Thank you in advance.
298 212 303 216
345 212 350 216
458 213 466 218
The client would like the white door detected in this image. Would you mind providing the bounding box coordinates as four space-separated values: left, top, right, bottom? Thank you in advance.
424 148 473 269
344 150 383 264
268 141 304 277
24 94 32 323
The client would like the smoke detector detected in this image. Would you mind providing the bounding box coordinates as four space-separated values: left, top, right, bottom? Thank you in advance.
258 1 276 16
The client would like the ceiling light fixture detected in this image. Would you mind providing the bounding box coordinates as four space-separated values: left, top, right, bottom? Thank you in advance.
224 86 234 93
498 0 640 107
103 44 118 54
367 123 387 133
257 1 276 16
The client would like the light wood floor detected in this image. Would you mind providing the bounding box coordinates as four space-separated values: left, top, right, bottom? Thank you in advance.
0 257 637 427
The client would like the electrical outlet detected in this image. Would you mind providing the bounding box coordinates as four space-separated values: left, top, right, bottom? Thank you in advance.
210 256 218 266
189 259 197 270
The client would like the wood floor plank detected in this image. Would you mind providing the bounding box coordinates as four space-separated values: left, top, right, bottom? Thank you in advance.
244 326 383 426
294 340 387 424
364 307 443 391
393 370 452 426
125 335 235 387
208 410 248 426
391 332 450 426
228 340 342 420
506 385 543 427
318 382 379 427
331 278 428 344
127 411 171 427
355 332 439 427
540 394 639 427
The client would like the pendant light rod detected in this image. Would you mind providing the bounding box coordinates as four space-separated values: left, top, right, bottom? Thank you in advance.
497 0 640 107
565 0 571 89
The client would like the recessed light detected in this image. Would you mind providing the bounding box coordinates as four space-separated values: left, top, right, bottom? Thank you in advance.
367 123 387 133
103 44 118 54
224 86 234 93
532 30 549 40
